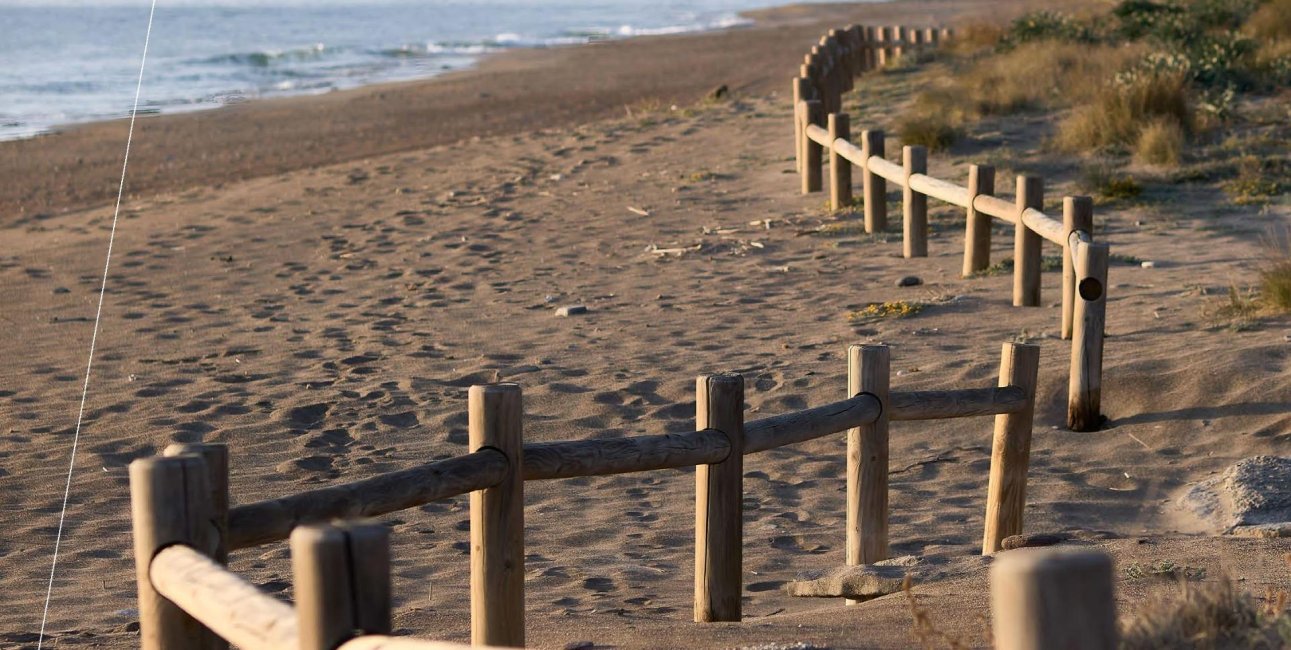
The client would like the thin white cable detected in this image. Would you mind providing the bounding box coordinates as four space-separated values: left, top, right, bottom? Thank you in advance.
37 1 159 646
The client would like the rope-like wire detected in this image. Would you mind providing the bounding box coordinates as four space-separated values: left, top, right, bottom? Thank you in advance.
37 1 159 646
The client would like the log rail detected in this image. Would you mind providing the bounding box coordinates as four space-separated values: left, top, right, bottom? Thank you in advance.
132 341 1040 649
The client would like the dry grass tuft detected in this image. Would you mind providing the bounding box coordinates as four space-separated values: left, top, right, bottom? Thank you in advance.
1121 577 1291 649
1260 229 1291 313
1135 117 1186 166
1245 0 1291 40
847 301 924 322
958 42 1138 116
903 575 983 649
1056 70 1192 153
896 112 962 151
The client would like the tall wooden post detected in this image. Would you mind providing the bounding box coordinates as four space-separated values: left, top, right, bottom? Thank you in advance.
861 129 887 233
991 550 1118 650
983 342 1041 554
292 522 392 650
802 100 824 194
964 164 995 276
694 373 745 623
846 345 890 605
130 455 219 650
891 26 905 63
1014 175 1044 307
469 383 525 647
793 77 812 174
862 26 877 71
903 145 928 257
1068 242 1108 432
1061 196 1094 339
875 26 890 68
829 113 852 210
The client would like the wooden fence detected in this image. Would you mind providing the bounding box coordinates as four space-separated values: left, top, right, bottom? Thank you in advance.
130 341 1044 649
790 24 1110 432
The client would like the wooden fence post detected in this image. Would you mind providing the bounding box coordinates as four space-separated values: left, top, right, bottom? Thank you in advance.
694 373 745 623
875 26 889 68
292 522 392 650
1068 242 1108 432
991 549 1118 650
1062 196 1094 340
891 26 905 63
163 443 228 568
793 77 812 173
130 455 219 650
982 342 1040 554
903 145 929 258
1014 175 1044 307
964 164 995 276
829 113 852 210
861 129 887 233
863 26 877 71
847 345 890 605
469 383 525 647
802 100 824 194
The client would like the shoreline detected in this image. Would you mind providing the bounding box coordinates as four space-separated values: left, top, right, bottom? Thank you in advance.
0 0 1062 223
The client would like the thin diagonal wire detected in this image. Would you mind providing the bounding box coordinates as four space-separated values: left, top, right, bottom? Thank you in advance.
37 1 159 646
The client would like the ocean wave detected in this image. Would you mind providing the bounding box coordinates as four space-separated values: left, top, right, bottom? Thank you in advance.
201 43 329 67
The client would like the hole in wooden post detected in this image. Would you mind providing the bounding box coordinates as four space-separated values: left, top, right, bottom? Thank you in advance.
1078 277 1103 301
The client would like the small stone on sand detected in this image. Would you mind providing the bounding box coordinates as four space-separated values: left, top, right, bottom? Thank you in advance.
1001 533 1066 550
896 275 922 287
556 305 588 317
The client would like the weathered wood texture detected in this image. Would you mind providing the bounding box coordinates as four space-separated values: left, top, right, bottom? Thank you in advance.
694 374 745 623
1013 176 1044 307
525 430 730 479
908 173 970 207
903 145 929 258
744 393 882 454
469 384 526 648
889 386 1027 421
847 345 890 602
861 129 887 233
829 112 852 210
982 343 1041 554
130 456 221 650
1068 240 1109 432
802 100 824 194
163 443 229 568
990 549 1118 650
964 164 995 276
1020 207 1067 246
227 450 507 549
866 156 905 185
292 523 392 650
1062 196 1094 340
149 544 298 650
972 194 1018 224
340 638 495 650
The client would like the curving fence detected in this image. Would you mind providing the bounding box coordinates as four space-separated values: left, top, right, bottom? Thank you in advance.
130 341 1044 649
791 24 1110 432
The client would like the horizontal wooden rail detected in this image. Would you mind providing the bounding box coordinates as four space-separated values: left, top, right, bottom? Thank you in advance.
150 544 298 650
1021 207 1067 246
523 429 731 480
973 194 1018 224
745 393 882 453
908 173 971 208
804 123 832 147
228 450 508 549
835 138 866 166
866 156 905 185
889 386 1027 420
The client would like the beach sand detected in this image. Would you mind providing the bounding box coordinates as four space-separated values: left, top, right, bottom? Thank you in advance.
2 1 1289 648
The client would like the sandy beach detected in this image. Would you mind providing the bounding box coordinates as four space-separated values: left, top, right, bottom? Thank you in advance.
2 1 1289 648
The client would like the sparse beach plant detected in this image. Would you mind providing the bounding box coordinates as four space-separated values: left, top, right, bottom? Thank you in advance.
847 301 924 323
896 112 962 151
1259 229 1291 312
1080 162 1145 200
1135 117 1187 165
1121 576 1291 648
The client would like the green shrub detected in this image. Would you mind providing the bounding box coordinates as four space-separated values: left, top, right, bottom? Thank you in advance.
998 11 1096 50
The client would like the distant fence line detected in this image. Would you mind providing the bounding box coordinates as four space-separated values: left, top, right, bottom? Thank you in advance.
791 24 1110 432
130 341 1051 649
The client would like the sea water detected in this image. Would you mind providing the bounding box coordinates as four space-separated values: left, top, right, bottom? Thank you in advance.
0 0 854 141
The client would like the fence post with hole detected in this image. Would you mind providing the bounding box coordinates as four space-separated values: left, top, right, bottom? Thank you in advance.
1062 196 1094 340
1068 242 1108 432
